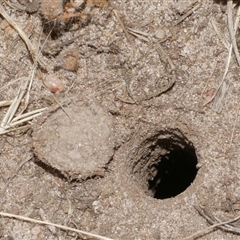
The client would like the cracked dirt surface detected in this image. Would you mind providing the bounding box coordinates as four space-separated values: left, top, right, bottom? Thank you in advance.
1 0 240 239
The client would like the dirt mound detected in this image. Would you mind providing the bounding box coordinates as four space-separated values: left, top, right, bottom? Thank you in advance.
32 101 114 180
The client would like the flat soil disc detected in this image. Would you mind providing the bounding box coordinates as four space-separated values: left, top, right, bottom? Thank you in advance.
32 102 114 179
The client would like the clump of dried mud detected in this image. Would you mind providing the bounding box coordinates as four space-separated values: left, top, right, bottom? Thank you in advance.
1 0 240 240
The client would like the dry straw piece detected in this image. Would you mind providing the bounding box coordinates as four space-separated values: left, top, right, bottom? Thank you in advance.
0 211 114 240
0 3 45 66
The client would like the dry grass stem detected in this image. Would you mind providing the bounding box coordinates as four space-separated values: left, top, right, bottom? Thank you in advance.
4 0 26 11
11 108 46 126
0 24 47 135
173 3 200 26
22 69 36 114
0 156 32 202
178 206 240 240
0 211 114 240
0 125 30 134
214 215 240 233
63 198 73 226
0 16 52 133
114 93 136 104
203 4 240 107
200 60 217 99
23 30 44 112
127 27 149 42
0 78 46 134
0 109 45 134
0 3 45 66
22 37 42 114
195 206 240 235
1 90 24 128
229 104 240 145
39 208 57 234
112 9 133 45
211 81 228 113
0 77 27 92
11 108 46 123
227 0 240 66
211 17 230 49
0 100 13 107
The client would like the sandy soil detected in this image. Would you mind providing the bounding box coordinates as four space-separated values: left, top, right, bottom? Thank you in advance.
1 0 240 239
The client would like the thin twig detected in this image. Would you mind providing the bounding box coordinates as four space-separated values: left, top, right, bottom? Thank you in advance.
229 104 240 145
112 9 134 46
0 100 13 107
0 77 27 92
4 0 26 11
178 206 240 240
0 156 32 202
211 17 229 49
11 108 47 123
127 27 149 42
203 4 240 106
227 0 240 66
0 104 46 134
0 32 47 135
200 60 217 99
7 110 45 127
196 206 240 234
1 88 24 128
39 208 57 235
0 124 30 135
0 211 114 240
173 3 200 26
114 93 136 104
211 80 228 113
20 26 45 114
214 216 240 233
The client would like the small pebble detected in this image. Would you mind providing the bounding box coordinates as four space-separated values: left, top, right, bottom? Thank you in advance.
31 226 41 236
26 0 40 13
155 28 166 40
43 74 65 93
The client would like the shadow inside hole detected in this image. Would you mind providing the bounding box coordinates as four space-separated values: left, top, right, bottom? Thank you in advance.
148 148 198 199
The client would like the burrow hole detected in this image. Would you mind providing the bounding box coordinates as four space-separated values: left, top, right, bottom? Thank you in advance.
131 129 198 199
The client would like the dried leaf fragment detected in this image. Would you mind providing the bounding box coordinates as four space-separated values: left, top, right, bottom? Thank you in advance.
55 48 79 71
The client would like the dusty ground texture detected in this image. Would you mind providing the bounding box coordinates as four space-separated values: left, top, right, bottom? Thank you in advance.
1 0 240 239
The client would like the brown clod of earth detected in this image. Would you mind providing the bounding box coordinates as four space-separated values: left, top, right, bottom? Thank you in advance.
25 0 41 13
40 0 63 20
32 101 115 180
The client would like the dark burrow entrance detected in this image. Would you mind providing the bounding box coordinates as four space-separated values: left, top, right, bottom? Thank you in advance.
148 147 198 199
130 129 198 199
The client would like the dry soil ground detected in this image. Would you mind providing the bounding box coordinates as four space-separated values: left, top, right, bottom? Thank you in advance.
1 0 240 239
